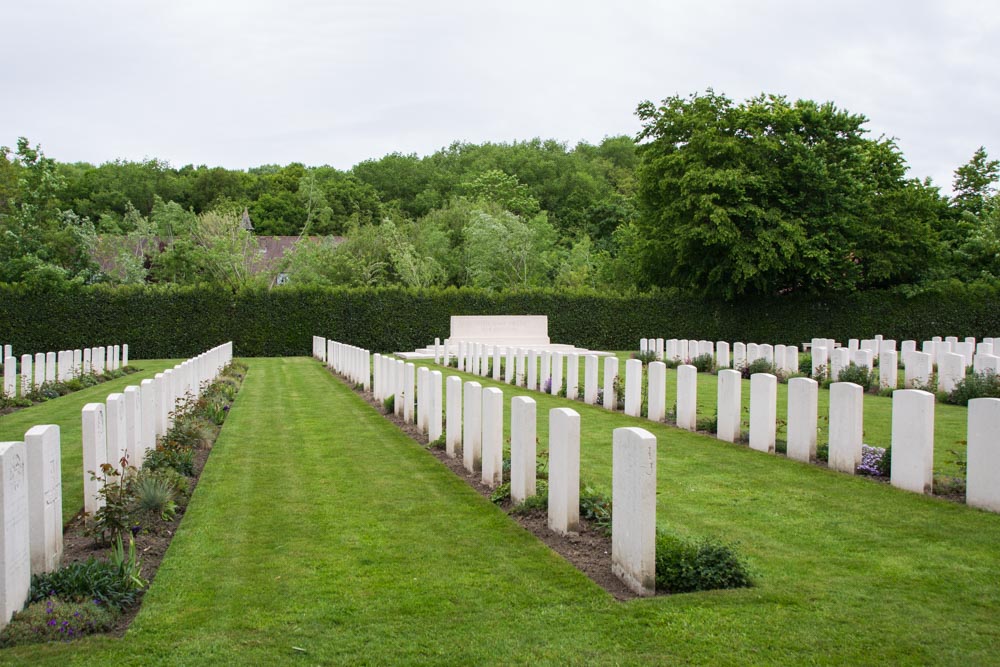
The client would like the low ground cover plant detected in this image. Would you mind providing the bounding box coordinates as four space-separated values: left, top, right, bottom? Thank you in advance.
654 530 753 594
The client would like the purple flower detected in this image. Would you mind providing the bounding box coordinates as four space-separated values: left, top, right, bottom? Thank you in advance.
857 444 887 476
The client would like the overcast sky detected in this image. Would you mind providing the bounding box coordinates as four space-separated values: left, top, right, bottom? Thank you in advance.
3 0 998 192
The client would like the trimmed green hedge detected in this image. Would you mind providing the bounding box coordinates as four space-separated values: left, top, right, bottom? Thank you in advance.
0 283 997 358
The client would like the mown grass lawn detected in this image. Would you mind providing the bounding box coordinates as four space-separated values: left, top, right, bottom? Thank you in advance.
0 359 177 523
3 356 997 665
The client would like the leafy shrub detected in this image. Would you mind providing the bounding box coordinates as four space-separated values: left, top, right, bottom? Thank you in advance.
86 464 137 545
655 531 753 594
691 353 714 373
634 350 657 364
0 597 117 647
799 354 812 375
741 358 776 379
816 442 829 463
142 445 194 477
696 414 718 434
383 394 395 415
944 370 1000 405
579 485 612 535
29 557 140 609
490 482 511 504
835 362 874 390
511 480 549 513
427 435 446 450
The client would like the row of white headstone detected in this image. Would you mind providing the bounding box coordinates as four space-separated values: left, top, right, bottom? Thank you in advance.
2 344 129 399
428 341 1000 515
82 343 233 517
0 342 232 630
430 338 623 408
639 335 1000 390
618 357 1000 512
313 337 660 597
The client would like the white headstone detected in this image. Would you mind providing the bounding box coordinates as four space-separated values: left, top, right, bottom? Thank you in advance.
550 352 563 396
403 363 416 424
429 370 443 443
611 427 657 597
446 376 462 458
830 348 849 382
548 408 580 535
565 353 579 400
647 362 666 423
655 338 664 361
716 341 730 369
584 355 598 404
829 382 864 474
34 353 45 388
462 382 482 473
527 350 538 391
624 359 643 417
140 379 158 456
123 386 142 467
19 355 31 396
967 398 1000 512
510 396 537 504
540 351 551 392
492 346 501 381
105 393 128 471
603 356 619 411
811 345 829 380
787 377 818 463
676 364 697 431
2 357 15 398
905 351 933 388
0 440 30 627
504 347 514 384
785 345 799 375
716 369 741 442
25 425 62 574
890 390 934 494
937 352 965 394
749 373 777 454
733 342 746 370
481 388 504 488
879 350 898 389
417 367 429 433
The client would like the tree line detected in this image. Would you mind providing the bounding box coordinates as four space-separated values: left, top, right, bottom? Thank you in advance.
1 89 997 298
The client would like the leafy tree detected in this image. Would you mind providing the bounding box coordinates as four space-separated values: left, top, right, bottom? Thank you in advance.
461 169 540 217
952 147 999 216
463 209 558 289
634 91 946 298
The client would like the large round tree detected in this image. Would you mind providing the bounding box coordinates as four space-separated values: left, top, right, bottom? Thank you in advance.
634 90 946 298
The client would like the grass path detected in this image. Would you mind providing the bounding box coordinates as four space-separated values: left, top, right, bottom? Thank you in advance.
2 357 998 665
0 360 177 522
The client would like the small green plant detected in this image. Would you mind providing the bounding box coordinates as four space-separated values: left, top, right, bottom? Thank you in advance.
579 484 612 535
654 530 754 594
133 473 178 522
816 442 829 463
511 481 549 513
696 414 718 434
741 358 776 379
944 370 1000 405
29 558 139 609
86 462 137 546
427 434 446 450
612 374 624 408
383 394 395 415
835 362 874 390
110 535 147 595
691 353 715 373
634 350 657 364
490 482 512 504
0 597 117 647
